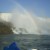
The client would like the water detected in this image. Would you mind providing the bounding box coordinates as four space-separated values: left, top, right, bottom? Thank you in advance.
0 34 50 50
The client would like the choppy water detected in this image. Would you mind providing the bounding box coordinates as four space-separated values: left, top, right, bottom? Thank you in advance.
0 34 50 50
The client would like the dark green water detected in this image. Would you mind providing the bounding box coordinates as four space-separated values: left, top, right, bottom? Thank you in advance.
0 34 50 50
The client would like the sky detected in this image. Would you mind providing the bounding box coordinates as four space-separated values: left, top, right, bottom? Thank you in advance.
0 0 50 35
0 0 50 17
16 0 50 17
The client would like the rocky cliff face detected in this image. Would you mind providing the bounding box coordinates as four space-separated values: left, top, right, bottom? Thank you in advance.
0 21 13 35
